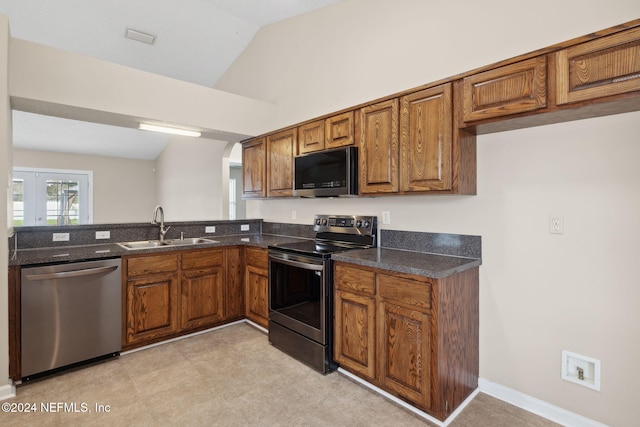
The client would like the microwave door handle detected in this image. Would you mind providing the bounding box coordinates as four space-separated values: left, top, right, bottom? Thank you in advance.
270 257 324 271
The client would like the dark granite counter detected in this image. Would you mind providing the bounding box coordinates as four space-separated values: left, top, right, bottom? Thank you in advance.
332 248 481 279
9 234 309 266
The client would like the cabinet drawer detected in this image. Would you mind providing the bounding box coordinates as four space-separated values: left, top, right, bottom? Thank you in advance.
378 274 431 311
245 247 268 270
126 254 179 277
463 56 547 121
556 26 640 105
181 249 224 270
334 264 375 295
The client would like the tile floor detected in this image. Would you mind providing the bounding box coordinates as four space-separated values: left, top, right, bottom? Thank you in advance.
1 322 559 426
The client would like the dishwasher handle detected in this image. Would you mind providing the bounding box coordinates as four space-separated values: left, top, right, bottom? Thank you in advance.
25 265 119 281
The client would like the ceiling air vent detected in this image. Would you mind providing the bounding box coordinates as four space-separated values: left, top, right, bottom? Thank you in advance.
125 28 156 45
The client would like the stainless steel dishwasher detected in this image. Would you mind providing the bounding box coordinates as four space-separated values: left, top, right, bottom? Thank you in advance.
21 258 122 379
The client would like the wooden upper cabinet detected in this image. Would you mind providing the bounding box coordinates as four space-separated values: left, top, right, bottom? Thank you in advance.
463 56 547 122
400 83 453 192
325 111 354 149
242 138 266 199
357 99 399 194
556 26 640 105
266 128 296 197
298 120 325 154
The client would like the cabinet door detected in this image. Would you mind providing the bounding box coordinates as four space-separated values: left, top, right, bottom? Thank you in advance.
463 56 547 122
225 247 244 319
267 128 296 197
298 120 325 154
325 111 354 149
378 301 431 410
125 272 179 345
242 138 266 198
181 267 225 329
245 265 269 328
334 290 377 382
556 26 640 105
400 84 453 192
357 99 399 194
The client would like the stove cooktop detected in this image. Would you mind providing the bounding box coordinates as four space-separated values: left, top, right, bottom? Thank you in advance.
269 214 377 258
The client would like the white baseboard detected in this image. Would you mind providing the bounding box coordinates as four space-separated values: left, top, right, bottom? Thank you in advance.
478 378 608 427
0 382 16 401
338 368 479 426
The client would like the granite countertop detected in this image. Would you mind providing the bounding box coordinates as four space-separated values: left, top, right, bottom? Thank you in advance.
9 234 309 266
332 247 481 279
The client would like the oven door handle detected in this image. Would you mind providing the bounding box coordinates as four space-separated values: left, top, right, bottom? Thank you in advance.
269 255 324 271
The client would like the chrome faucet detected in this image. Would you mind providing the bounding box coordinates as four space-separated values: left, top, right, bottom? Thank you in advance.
152 205 170 241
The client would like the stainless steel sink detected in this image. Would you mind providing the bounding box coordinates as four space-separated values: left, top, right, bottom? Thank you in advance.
117 240 166 250
161 238 219 246
117 238 219 250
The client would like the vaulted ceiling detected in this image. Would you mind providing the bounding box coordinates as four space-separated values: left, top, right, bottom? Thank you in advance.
0 0 342 159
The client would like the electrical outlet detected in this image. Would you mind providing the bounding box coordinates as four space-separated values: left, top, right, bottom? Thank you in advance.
241 224 250 231
549 215 564 234
95 231 110 240
382 211 391 225
292 210 297 220
53 232 70 242
205 226 216 233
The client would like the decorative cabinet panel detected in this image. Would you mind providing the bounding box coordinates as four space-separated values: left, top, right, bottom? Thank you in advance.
357 99 400 194
267 128 296 197
242 138 266 199
378 301 431 409
298 119 325 154
334 264 376 381
225 246 245 319
245 247 269 328
124 253 180 346
333 261 479 421
325 111 354 149
462 56 547 121
400 83 453 192
556 26 640 105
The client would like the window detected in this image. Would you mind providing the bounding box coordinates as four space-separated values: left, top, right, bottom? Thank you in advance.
229 178 237 220
13 168 93 226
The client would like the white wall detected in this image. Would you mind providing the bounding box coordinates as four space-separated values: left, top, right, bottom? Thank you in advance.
12 149 157 224
155 136 228 221
9 38 278 137
217 1 640 425
0 14 12 397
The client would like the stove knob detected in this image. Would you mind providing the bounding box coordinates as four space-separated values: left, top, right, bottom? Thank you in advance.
315 218 321 226
363 220 370 228
356 220 362 228
322 218 328 226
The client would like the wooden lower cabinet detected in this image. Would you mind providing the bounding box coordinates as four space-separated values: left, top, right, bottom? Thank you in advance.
180 250 225 330
334 261 479 421
244 247 269 328
123 247 245 349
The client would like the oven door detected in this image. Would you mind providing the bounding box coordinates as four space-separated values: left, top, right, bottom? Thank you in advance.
268 251 329 345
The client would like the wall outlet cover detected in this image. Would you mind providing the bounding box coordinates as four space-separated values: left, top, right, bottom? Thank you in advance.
95 231 110 239
205 226 216 233
241 224 250 231
53 232 70 242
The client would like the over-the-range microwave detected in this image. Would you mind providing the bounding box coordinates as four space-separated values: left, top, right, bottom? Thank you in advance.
294 146 358 197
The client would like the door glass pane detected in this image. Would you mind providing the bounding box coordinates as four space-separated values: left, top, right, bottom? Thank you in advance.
46 179 80 225
12 179 25 227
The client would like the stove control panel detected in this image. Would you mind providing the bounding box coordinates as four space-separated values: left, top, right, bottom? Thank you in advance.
314 215 377 235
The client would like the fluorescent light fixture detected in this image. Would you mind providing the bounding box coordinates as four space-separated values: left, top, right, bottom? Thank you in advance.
125 28 156 45
139 123 201 137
